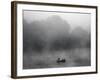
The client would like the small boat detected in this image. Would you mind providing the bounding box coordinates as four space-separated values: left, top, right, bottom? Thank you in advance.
57 58 66 63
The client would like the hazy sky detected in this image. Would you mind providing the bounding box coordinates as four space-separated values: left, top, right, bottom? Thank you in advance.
23 10 91 30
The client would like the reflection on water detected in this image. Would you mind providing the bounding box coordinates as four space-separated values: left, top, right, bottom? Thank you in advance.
23 48 90 69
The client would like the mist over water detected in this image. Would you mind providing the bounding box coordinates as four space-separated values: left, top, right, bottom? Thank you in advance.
23 11 91 69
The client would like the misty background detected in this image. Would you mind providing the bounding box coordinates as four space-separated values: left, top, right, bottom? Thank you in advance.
23 10 91 69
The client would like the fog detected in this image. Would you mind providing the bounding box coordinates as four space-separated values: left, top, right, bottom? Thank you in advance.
23 10 91 31
23 10 91 69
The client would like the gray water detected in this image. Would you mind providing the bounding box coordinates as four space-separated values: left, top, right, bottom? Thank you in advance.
23 48 90 69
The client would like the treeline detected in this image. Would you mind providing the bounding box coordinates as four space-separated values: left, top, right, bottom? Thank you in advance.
23 15 90 53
